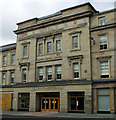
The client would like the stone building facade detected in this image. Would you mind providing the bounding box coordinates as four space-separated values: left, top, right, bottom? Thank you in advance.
0 2 116 114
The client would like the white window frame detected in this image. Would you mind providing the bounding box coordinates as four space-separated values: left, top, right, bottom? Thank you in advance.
73 63 79 79
100 61 109 78
47 66 52 81
99 34 107 50
98 17 105 26
56 65 61 80
38 67 43 81
2 73 6 85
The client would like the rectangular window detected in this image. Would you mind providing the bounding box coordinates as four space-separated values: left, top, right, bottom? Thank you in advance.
3 56 6 66
56 40 61 52
22 69 26 82
97 89 110 112
38 67 43 81
73 63 79 79
98 17 105 26
99 35 107 50
73 36 78 49
47 66 52 81
100 61 109 78
23 46 28 57
47 42 52 53
56 66 61 80
39 43 43 55
2 73 6 85
10 72 14 84
11 54 15 64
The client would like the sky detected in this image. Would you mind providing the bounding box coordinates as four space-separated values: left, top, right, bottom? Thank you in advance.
0 0 115 46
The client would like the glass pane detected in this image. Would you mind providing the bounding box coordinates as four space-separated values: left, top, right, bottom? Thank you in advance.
39 43 43 54
51 99 54 109
42 99 45 109
77 97 84 110
71 97 76 110
73 36 78 48
56 40 61 52
98 96 110 111
55 99 58 109
98 89 109 95
46 99 49 109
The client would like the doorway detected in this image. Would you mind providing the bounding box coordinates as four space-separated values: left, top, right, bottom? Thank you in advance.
41 97 59 112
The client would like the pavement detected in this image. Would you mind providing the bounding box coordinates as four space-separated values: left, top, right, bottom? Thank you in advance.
1 111 116 119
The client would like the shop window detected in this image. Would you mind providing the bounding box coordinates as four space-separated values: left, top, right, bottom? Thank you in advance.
68 92 84 112
97 89 110 112
38 67 43 81
100 61 109 78
18 93 30 111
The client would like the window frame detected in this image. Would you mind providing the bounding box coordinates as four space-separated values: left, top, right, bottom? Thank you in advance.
47 66 52 81
3 55 7 66
56 40 61 52
73 62 79 79
47 41 52 53
39 43 43 55
100 61 110 79
23 45 28 57
11 54 15 65
56 65 62 80
99 34 108 51
2 73 6 85
72 36 78 49
38 67 43 81
22 69 27 82
98 16 106 26
10 72 14 85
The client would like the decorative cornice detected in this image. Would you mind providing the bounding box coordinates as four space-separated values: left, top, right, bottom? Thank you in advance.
96 55 112 60
19 62 30 70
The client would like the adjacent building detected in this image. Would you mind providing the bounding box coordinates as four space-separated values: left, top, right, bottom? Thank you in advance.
0 2 116 114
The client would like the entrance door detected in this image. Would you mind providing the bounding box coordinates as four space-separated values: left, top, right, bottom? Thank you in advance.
41 97 59 112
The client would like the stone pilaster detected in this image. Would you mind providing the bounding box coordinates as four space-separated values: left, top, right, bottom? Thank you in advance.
60 91 68 113
29 91 36 112
110 88 115 114
52 65 55 81
13 92 18 111
43 66 46 81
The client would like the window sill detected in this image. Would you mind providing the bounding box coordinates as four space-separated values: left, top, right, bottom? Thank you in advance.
99 49 108 52
22 56 29 59
70 49 80 52
37 51 62 56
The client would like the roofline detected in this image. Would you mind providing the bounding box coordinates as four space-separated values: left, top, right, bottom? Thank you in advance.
95 8 116 15
61 2 98 13
16 17 38 25
0 43 16 48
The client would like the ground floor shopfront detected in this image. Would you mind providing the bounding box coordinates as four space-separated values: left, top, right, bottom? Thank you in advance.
1 81 116 114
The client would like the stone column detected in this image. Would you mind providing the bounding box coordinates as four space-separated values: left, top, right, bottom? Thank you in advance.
85 90 92 114
60 91 68 113
110 88 115 114
29 91 36 112
13 92 18 111
52 65 55 81
43 66 46 81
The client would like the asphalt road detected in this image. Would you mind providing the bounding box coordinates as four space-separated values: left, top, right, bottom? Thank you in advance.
1 115 116 120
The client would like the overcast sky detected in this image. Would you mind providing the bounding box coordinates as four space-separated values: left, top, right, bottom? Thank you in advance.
0 0 115 46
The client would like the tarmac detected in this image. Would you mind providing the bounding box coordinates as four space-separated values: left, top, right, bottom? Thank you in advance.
1 111 116 119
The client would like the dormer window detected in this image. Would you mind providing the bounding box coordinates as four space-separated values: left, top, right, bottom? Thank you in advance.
98 17 105 26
